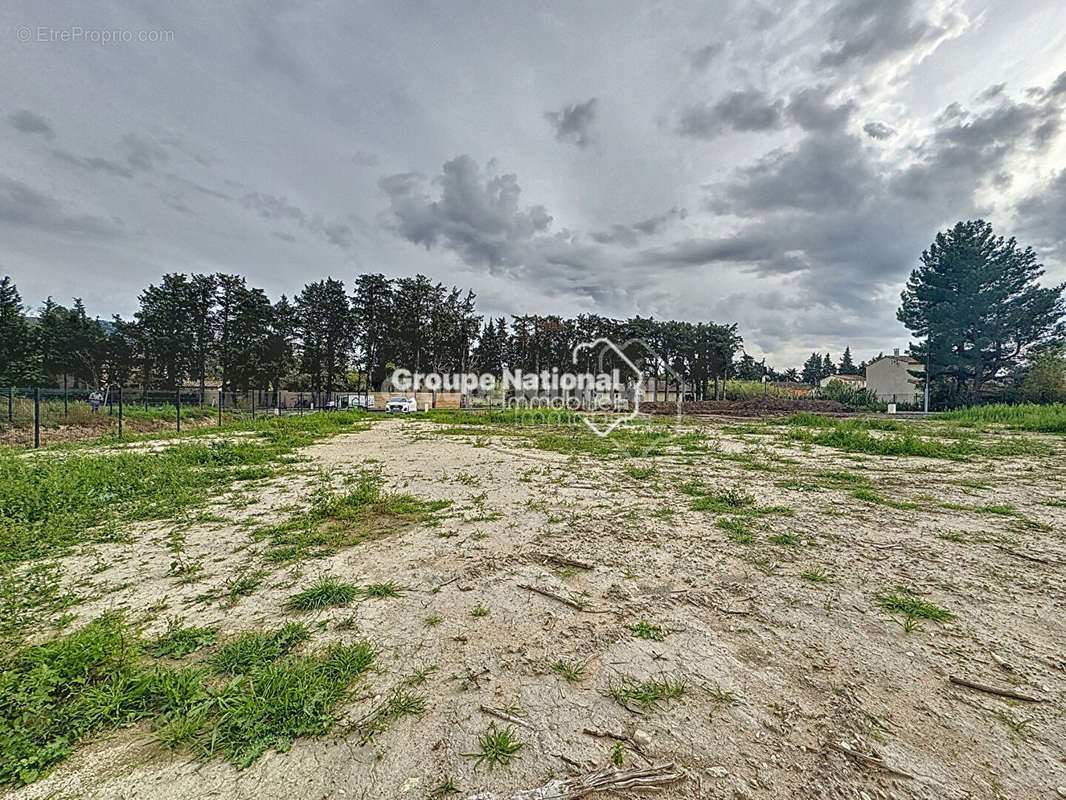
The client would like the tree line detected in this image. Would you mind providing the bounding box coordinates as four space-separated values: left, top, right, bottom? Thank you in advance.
0 273 745 399
3 219 1062 405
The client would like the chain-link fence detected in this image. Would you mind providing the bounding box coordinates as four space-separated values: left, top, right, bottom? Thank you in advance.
0 386 347 449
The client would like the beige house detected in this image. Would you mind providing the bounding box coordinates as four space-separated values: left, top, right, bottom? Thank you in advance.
818 373 866 389
865 350 924 404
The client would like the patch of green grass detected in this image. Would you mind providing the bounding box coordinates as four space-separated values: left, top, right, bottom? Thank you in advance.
0 562 81 645
606 675 686 712
629 621 666 641
0 413 375 565
431 778 461 796
850 488 921 510
225 568 265 602
940 403 1066 434
424 615 442 627
286 576 359 611
251 471 449 563
549 660 586 682
189 640 375 767
461 723 524 770
211 621 311 674
786 418 1051 459
148 617 218 658
813 470 872 487
624 464 657 480
0 613 375 786
768 532 799 546
716 517 757 544
800 568 833 583
356 687 429 743
875 587 953 622
363 581 404 599
707 683 737 704
681 479 790 517
611 740 625 766
471 605 489 618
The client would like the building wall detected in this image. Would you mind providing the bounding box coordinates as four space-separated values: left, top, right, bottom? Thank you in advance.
865 357 923 403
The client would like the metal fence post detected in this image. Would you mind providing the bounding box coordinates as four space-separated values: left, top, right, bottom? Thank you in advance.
63 375 68 415
176 388 181 433
218 388 223 426
6 386 11 423
118 386 123 439
251 390 255 419
33 388 40 449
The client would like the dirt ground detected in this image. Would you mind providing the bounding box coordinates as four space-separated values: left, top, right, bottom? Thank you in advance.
7 415 1066 800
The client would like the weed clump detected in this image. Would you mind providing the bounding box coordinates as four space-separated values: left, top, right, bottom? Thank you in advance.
286 576 358 610
149 617 218 658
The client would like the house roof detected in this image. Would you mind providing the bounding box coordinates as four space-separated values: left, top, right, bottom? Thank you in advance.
869 354 920 365
826 373 865 381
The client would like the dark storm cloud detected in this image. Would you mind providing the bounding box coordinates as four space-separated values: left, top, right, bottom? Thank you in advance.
379 155 554 267
705 132 876 214
688 43 723 71
9 110 55 139
979 83 1007 102
656 77 1066 302
48 133 180 180
51 149 135 179
1045 71 1066 98
1017 170 1066 260
590 208 685 247
241 192 307 224
863 121 895 139
240 191 356 250
0 175 124 237
816 0 962 69
677 89 784 139
785 87 854 132
545 98 598 148
891 87 1064 204
118 133 171 172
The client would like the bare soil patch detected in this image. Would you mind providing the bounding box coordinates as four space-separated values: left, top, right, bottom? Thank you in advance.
5 416 1066 800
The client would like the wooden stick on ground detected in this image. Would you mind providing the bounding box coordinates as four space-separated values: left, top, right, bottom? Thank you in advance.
518 583 586 611
463 762 683 800
948 675 1043 703
479 704 535 730
825 742 914 779
993 544 1051 564
582 728 627 742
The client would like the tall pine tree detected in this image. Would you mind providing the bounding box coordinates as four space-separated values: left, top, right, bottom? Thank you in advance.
899 220 1065 395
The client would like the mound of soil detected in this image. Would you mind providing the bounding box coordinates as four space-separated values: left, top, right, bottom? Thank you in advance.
640 396 849 416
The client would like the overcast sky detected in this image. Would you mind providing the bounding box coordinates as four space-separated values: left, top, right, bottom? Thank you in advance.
2 0 1065 366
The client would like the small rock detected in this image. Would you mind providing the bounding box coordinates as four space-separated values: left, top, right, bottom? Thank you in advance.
631 728 652 748
1056 787 1066 798
707 766 729 779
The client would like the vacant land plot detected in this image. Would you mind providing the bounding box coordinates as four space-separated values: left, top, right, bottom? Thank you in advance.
2 408 1065 799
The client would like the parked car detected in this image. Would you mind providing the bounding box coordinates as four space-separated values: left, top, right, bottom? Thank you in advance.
385 396 418 413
